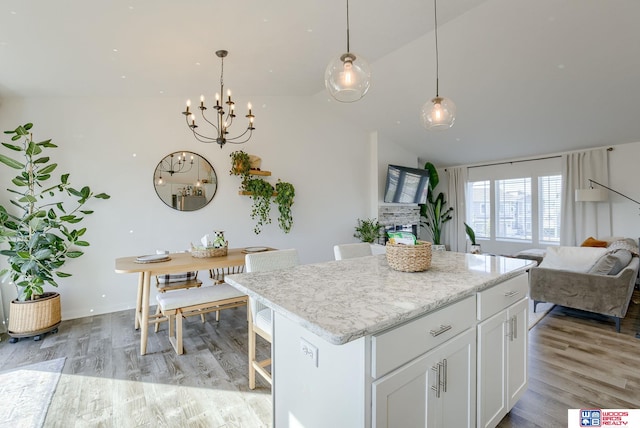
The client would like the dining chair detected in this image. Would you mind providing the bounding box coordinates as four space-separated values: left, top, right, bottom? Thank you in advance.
333 242 373 260
209 265 245 285
153 271 203 332
245 248 299 389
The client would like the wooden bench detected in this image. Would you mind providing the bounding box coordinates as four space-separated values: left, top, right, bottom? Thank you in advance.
155 284 247 355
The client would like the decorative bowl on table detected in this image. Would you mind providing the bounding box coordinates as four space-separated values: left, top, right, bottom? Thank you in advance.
190 243 228 258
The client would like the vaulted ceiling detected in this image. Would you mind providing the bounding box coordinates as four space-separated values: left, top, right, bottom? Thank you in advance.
1 0 639 166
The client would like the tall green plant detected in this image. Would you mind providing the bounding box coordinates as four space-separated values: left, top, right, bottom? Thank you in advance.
419 162 453 245
0 123 110 301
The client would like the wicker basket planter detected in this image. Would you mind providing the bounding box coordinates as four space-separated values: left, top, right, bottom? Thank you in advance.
386 241 433 272
8 292 62 337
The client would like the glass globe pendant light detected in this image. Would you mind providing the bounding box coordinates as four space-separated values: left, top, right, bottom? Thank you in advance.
325 0 371 103
421 0 456 130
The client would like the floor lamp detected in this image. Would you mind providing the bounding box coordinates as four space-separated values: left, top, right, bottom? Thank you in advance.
575 179 640 208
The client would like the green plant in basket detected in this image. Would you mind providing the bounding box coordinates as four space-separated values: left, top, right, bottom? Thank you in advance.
0 123 110 301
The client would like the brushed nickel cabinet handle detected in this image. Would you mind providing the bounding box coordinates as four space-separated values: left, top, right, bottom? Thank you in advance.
429 324 452 337
504 290 519 298
431 364 441 398
442 359 448 393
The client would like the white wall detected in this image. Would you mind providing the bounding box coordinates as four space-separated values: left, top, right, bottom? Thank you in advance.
608 142 640 241
0 95 372 320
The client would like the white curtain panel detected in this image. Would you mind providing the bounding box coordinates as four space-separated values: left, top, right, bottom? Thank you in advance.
445 167 469 252
561 148 610 245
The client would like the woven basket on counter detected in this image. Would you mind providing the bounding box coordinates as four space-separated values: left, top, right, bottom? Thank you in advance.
190 243 228 258
386 240 433 272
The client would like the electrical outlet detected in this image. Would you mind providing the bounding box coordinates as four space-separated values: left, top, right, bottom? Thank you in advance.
300 338 318 367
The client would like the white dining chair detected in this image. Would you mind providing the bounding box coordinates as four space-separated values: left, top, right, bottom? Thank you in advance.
245 248 299 389
333 242 373 260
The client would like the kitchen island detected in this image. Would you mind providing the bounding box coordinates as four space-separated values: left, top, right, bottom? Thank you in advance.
226 251 535 428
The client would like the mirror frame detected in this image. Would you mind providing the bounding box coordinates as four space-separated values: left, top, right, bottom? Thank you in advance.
153 151 218 211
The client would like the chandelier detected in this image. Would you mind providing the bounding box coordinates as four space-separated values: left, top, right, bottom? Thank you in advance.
324 0 371 102
156 152 194 185
182 50 255 148
420 0 456 130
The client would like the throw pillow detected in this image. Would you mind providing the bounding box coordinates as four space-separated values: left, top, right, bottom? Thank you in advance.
580 236 608 248
606 238 639 256
539 246 608 272
588 249 633 276
157 271 198 283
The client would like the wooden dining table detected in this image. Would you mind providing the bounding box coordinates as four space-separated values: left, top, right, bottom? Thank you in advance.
115 248 253 355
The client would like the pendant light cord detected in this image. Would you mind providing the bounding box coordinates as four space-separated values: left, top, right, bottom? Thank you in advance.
434 0 439 97
346 0 351 52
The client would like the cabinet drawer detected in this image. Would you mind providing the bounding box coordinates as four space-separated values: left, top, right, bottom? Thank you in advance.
476 274 528 321
371 296 475 379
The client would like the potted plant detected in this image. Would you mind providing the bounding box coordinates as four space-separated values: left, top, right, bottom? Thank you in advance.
419 162 453 250
229 150 251 184
0 123 110 341
464 222 481 254
354 218 382 243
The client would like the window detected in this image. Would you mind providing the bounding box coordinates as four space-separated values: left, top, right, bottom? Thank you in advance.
465 157 563 249
539 175 562 243
496 178 531 240
467 180 491 238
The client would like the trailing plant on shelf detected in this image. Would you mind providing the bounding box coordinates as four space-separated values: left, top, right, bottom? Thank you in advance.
230 153 296 235
275 180 295 233
244 177 274 234
229 150 251 184
419 162 453 246
353 218 382 243
0 123 110 301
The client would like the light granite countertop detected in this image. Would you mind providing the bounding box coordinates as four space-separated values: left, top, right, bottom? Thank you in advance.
225 251 534 345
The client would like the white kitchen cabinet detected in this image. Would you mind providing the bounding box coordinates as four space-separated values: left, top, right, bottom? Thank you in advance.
373 327 476 428
477 292 528 428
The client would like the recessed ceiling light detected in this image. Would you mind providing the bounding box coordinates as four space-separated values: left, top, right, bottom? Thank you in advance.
159 90 164 94
307 28 313 33
10 11 16 15
195 62 201 66
121 75 126 79
263 18 269 23
557 64 565 69
112 48 118 53
396 121 401 125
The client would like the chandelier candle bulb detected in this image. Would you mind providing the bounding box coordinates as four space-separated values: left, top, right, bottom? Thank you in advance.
185 100 191 114
200 95 205 108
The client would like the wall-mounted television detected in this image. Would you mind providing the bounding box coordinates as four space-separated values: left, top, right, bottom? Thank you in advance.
383 164 430 204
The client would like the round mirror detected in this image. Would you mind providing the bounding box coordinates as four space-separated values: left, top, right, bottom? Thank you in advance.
153 151 217 211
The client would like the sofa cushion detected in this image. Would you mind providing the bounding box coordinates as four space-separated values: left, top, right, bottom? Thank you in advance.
539 246 608 272
588 249 633 276
580 236 608 247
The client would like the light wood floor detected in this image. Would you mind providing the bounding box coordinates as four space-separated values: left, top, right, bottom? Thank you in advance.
1 293 639 428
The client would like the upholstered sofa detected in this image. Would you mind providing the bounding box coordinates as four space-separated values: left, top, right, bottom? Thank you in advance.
529 238 639 332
